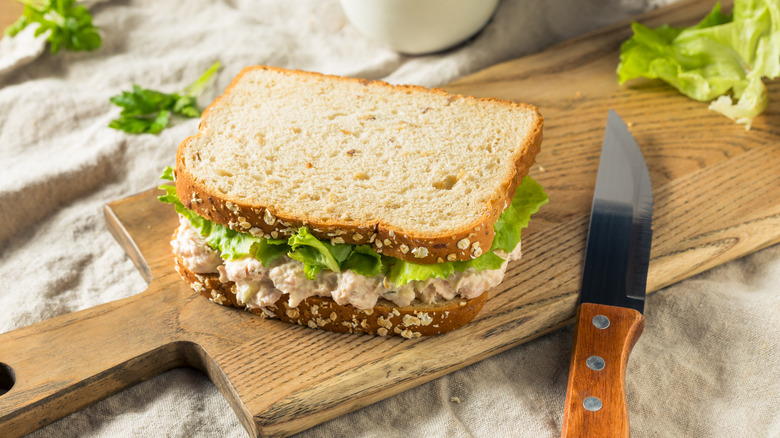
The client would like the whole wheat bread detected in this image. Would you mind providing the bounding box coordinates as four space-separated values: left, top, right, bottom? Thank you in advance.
175 66 543 264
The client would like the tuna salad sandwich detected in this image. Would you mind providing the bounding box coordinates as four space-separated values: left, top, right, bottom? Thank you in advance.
159 66 547 338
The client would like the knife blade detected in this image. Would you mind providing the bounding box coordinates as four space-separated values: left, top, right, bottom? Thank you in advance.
561 110 653 438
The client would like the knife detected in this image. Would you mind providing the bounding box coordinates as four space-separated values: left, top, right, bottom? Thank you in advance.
560 110 653 438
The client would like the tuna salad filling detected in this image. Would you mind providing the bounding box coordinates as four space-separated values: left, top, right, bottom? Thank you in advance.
173 216 523 310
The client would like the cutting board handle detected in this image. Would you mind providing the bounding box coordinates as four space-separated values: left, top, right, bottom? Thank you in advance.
0 284 190 437
560 302 644 437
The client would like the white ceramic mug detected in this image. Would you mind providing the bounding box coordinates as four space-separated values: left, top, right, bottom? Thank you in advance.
339 0 500 55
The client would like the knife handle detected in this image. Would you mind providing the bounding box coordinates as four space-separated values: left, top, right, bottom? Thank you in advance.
560 303 644 438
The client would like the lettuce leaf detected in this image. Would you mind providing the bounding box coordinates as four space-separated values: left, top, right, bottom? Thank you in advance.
387 176 547 286
158 167 291 261
158 167 547 285
452 250 506 272
617 0 780 129
388 259 455 285
492 176 549 253
203 224 261 260
386 250 508 286
343 245 385 277
253 238 290 266
287 227 353 279
161 166 175 180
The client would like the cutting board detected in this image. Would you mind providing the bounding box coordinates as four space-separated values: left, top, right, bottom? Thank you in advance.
1 0 779 436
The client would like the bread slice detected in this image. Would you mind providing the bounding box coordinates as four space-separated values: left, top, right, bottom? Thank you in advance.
175 66 543 264
174 255 488 337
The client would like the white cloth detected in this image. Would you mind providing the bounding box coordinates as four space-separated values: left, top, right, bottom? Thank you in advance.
1 0 777 436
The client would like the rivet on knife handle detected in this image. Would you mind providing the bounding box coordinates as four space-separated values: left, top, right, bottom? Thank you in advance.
560 302 644 438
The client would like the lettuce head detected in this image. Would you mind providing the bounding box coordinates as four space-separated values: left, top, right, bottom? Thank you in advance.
618 0 780 129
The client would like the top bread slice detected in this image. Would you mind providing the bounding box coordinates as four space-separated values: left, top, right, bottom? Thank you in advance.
175 66 543 264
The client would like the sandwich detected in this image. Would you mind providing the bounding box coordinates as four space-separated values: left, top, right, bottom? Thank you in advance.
159 66 547 338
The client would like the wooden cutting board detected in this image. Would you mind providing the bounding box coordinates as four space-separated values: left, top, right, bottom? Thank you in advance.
1 0 779 436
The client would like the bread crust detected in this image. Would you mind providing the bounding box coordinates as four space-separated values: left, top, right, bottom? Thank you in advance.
175 66 543 264
174 255 487 337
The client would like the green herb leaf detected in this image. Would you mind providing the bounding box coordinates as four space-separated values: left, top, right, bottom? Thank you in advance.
108 110 170 134
618 0 780 128
182 61 222 97
172 95 201 118
5 15 29 37
109 62 220 134
4 0 102 54
110 86 175 116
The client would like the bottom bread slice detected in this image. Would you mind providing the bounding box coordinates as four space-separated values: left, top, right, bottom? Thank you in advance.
174 255 488 338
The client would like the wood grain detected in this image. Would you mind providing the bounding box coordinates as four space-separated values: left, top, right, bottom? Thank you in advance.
0 0 779 436
560 303 644 438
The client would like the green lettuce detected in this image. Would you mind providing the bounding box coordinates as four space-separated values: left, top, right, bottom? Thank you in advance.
491 176 549 253
159 182 279 260
343 245 385 277
159 167 547 286
617 0 780 129
388 259 455 285
386 251 508 286
253 238 291 266
159 167 292 261
288 227 353 279
385 176 548 286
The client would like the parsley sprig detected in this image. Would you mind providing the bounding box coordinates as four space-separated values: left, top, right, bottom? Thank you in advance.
108 62 221 134
5 0 101 54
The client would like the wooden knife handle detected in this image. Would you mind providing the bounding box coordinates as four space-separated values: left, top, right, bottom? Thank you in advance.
560 302 644 438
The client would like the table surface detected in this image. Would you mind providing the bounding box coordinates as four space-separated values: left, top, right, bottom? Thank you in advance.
0 1 23 36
